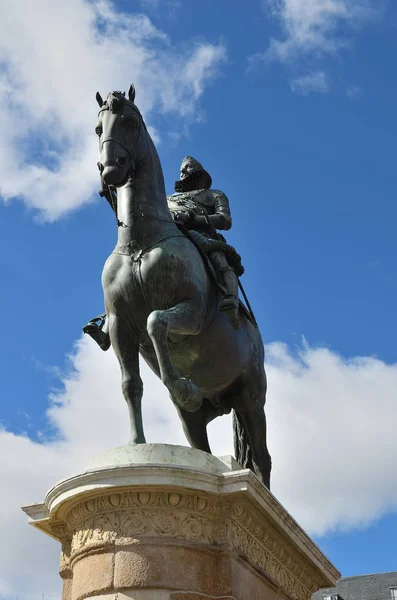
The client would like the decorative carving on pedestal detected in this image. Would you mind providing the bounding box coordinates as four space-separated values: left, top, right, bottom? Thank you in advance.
67 491 219 552
58 489 324 600
23 447 339 600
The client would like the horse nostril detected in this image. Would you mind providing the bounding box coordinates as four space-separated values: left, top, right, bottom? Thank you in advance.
97 162 104 173
117 156 127 167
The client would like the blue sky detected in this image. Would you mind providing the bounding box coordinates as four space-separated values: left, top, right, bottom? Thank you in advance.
1 0 397 597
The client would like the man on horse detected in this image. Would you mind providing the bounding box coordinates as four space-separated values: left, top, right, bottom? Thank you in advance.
84 156 243 348
168 156 243 327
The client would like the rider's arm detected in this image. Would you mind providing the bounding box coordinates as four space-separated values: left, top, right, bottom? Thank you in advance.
191 190 232 231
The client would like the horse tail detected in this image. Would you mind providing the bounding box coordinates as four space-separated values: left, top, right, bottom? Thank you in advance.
233 410 254 472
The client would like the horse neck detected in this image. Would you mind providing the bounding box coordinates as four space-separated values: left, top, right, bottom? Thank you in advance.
116 137 177 248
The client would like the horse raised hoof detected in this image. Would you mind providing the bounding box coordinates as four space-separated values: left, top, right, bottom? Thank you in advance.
172 378 202 412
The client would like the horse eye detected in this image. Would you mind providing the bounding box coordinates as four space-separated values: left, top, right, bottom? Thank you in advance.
95 125 102 136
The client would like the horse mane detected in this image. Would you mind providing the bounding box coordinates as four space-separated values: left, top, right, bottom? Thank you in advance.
106 91 127 113
97 84 137 113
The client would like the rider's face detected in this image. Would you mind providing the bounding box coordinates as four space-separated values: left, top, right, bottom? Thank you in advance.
180 161 196 180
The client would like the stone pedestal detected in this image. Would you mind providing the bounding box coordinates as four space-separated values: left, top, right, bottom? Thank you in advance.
23 444 339 600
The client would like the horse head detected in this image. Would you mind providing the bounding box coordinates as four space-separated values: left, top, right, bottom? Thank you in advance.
96 84 147 187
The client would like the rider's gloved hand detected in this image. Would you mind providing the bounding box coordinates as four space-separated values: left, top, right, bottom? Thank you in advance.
173 210 191 224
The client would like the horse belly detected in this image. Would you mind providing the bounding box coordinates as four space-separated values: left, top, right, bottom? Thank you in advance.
176 317 254 393
141 315 257 396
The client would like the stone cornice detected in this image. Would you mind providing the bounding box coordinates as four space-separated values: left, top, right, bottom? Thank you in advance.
60 487 328 600
22 446 340 600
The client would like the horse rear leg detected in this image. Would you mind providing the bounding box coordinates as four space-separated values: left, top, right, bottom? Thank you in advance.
234 407 271 489
176 399 221 453
176 404 211 453
108 313 146 444
232 371 272 489
147 302 202 412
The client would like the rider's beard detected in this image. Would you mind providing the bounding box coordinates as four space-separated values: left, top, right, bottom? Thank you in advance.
174 169 211 192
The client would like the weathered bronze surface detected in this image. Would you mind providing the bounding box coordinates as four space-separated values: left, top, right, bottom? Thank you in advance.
85 86 271 488
168 155 243 328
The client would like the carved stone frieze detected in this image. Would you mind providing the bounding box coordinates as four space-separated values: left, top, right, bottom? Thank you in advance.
66 490 218 529
230 501 319 599
63 489 323 600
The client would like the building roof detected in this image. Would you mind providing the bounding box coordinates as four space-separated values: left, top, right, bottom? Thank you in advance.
312 571 397 600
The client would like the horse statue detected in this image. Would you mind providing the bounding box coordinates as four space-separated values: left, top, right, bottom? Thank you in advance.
93 85 271 488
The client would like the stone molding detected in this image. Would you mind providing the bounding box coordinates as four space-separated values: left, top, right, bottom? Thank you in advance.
58 488 323 600
22 446 340 600
39 463 337 582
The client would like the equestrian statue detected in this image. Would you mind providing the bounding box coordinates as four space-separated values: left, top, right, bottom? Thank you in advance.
83 85 271 488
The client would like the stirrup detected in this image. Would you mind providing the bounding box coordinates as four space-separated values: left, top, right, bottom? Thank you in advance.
83 315 110 351
83 314 106 332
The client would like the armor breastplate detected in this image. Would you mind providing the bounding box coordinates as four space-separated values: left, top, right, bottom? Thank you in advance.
167 190 215 216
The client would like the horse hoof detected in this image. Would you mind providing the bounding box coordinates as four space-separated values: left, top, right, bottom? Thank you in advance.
129 437 146 445
174 378 202 412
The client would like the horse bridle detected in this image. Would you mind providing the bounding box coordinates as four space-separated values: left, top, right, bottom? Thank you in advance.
98 102 147 173
98 106 163 227
98 104 144 174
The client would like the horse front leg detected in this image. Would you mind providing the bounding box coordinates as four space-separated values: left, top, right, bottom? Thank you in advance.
147 302 202 412
108 312 146 444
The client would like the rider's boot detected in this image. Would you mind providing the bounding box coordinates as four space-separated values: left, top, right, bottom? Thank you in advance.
83 314 111 351
218 266 240 329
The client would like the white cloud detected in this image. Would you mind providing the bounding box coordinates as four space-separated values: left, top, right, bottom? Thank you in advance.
0 338 191 600
290 70 329 94
138 0 181 13
2 336 397 597
262 0 376 62
266 341 397 535
346 84 362 98
0 0 226 221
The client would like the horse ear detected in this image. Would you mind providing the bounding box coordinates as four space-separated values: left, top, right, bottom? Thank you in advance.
128 84 136 103
96 92 104 107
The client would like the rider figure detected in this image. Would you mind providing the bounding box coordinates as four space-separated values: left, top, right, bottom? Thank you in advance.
168 156 242 325
83 156 242 349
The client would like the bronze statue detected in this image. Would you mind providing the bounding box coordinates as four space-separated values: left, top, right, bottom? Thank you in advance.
84 155 243 345
84 86 271 488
